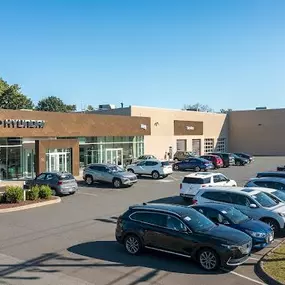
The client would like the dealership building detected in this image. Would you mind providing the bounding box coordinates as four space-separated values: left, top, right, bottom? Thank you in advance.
0 106 283 180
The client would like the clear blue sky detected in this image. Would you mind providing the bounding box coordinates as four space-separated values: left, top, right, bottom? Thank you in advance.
1 0 284 111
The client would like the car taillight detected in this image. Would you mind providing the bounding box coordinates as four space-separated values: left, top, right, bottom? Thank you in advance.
58 181 63 185
180 183 182 189
192 199 198 205
201 184 206 187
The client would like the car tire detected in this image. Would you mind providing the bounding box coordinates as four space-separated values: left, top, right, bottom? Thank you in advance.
173 164 179 171
174 158 178 162
127 169 134 173
152 171 160 179
85 175 93 185
113 178 122 188
124 234 142 255
236 161 241 166
51 188 57 196
198 248 220 271
194 166 200 172
262 218 280 234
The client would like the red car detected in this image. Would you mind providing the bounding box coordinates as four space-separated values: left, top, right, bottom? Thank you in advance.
200 154 224 169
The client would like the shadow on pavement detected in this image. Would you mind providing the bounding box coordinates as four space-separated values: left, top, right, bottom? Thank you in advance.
67 240 226 276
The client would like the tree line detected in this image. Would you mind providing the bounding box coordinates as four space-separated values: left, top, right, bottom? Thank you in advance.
0 77 95 112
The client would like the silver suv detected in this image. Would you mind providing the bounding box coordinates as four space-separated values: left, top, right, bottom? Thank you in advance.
193 186 285 234
83 163 137 188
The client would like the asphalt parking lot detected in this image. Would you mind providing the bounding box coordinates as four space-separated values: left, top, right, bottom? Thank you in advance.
0 156 285 285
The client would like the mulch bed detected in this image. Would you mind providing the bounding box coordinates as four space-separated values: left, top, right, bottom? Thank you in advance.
0 197 57 209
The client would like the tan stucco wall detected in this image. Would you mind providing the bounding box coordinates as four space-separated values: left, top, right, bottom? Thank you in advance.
229 109 285 155
131 106 228 159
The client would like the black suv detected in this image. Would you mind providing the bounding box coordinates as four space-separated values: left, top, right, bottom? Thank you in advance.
116 203 252 271
209 152 235 167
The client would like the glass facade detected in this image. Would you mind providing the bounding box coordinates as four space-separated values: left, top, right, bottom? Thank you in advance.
0 136 144 180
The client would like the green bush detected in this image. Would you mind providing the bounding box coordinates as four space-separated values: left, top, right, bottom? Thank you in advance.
27 186 39 201
5 186 24 203
38 185 52 199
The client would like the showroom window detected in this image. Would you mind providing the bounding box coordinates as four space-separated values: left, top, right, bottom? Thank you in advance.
204 138 214 153
215 138 226 152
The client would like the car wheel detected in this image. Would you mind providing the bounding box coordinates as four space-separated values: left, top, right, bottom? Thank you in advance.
198 248 219 271
236 161 241 166
263 218 280 234
152 171 160 179
124 235 142 255
85 175 93 185
51 188 57 196
194 166 200 172
113 178 122 188
173 164 179 171
127 169 134 173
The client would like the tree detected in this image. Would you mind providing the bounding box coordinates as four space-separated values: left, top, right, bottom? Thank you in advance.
220 108 233 114
36 96 76 112
86 105 94 111
183 103 214 112
0 78 34 110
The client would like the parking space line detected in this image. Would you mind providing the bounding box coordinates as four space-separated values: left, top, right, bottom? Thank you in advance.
77 192 98 197
169 175 179 181
248 257 260 261
222 269 266 285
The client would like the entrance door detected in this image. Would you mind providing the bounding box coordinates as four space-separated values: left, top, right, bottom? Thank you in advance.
23 148 35 178
47 153 68 172
105 149 123 166
192 139 201 156
176 139 187 151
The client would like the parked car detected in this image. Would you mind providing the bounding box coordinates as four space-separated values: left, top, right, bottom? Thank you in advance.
245 177 285 191
250 187 285 204
180 172 237 199
173 151 196 162
256 171 285 179
23 172 78 196
193 187 285 234
232 154 249 166
126 159 173 179
234 153 254 163
83 163 137 188
192 203 274 248
200 154 223 169
173 158 214 172
208 152 235 167
116 203 252 271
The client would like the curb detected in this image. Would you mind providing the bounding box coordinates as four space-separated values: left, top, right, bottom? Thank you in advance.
0 197 61 213
256 240 285 285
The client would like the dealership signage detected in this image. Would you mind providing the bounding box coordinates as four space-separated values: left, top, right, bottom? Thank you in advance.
0 119 45 128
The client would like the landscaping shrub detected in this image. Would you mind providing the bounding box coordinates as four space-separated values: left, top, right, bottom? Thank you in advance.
38 185 52 199
5 186 24 203
27 185 40 201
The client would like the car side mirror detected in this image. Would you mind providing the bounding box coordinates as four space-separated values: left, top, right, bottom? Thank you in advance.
249 204 257 208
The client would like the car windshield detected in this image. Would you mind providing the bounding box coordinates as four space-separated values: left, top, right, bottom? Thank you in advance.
252 192 278 208
183 210 215 232
222 207 250 224
271 190 285 202
109 166 124 172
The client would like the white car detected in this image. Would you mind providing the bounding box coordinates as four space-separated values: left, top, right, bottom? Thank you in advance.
126 159 173 179
180 172 237 199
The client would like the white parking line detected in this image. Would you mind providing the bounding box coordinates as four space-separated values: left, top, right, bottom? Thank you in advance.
223 269 266 285
169 175 179 181
77 192 98 197
248 257 260 261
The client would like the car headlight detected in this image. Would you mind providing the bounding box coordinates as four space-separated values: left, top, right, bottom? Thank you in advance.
245 230 266 238
278 212 285 217
221 244 239 250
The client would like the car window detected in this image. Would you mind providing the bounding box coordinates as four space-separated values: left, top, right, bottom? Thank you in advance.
182 210 215 232
46 174 55 180
228 193 251 206
253 181 267 187
271 190 285 202
252 192 278 207
161 161 170 166
137 161 146 166
130 212 166 227
59 174 75 180
274 182 285 191
145 161 158 166
213 175 221 183
203 209 224 224
219 175 229 182
90 165 99 171
166 215 187 231
36 173 46 180
182 177 205 184
201 191 231 203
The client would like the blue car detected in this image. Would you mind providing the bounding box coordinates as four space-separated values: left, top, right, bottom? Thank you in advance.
192 203 274 248
173 157 214 171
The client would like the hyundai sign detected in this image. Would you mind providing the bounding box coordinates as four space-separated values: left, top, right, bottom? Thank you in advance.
0 119 45 128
